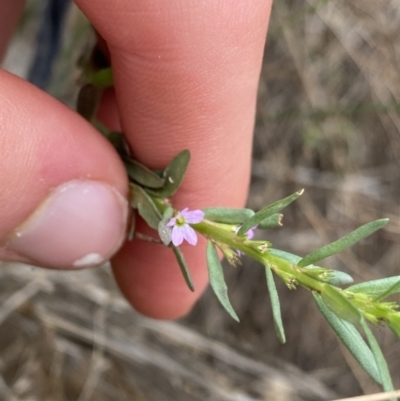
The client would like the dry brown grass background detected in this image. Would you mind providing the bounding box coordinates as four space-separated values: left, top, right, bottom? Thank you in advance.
1 0 400 400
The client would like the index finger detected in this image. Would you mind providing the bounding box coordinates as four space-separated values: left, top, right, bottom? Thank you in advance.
75 0 273 318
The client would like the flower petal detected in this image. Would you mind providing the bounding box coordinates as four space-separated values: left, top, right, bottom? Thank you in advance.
181 224 198 245
184 209 204 224
246 225 258 239
171 225 184 246
246 228 255 240
167 217 176 227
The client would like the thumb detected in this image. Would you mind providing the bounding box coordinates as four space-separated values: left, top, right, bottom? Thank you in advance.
0 70 129 268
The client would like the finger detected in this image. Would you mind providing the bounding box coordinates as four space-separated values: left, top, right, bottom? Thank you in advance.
0 0 25 61
0 70 128 269
76 0 272 318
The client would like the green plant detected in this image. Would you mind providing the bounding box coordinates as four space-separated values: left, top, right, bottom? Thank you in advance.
78 66 400 400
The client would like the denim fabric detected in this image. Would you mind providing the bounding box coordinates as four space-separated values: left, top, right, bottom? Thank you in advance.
28 0 72 89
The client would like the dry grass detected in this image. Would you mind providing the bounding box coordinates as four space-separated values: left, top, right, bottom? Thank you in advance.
332 390 400 401
1 0 400 400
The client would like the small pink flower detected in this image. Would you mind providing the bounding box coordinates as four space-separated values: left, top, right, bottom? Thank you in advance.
167 208 204 246
245 226 257 240
236 225 257 256
236 225 257 239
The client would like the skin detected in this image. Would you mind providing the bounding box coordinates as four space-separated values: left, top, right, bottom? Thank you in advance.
0 0 273 319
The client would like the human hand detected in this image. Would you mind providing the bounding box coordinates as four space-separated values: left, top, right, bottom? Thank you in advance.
0 0 272 319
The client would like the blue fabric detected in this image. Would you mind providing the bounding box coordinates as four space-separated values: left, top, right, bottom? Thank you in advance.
28 0 72 89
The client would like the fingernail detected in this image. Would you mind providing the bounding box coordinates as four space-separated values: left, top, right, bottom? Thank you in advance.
8 180 128 268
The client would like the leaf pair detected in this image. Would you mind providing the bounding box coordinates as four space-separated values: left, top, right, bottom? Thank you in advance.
145 150 190 199
125 159 165 189
314 293 396 398
348 276 400 340
237 190 303 235
203 207 283 229
205 240 287 343
125 150 190 198
128 151 194 293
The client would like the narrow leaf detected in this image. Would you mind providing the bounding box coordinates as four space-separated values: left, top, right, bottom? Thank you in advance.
321 284 361 325
93 121 124 150
360 319 395 395
127 211 136 241
238 190 303 235
298 219 389 267
347 276 400 301
203 208 254 224
313 293 381 383
258 213 283 229
387 315 400 339
326 271 354 286
148 150 191 198
131 184 162 230
265 265 286 343
107 132 125 151
76 84 102 121
172 246 195 292
270 249 311 266
125 159 165 189
206 241 239 322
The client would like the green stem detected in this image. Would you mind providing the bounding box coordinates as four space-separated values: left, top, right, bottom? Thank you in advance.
193 220 326 292
150 196 400 332
192 220 262 261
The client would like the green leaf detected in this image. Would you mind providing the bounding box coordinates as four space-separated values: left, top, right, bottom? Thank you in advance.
298 219 389 267
107 132 125 151
203 208 255 224
146 150 190 198
258 213 283 229
387 315 400 339
76 84 102 121
321 284 361 325
125 159 165 189
172 246 195 292
313 293 381 383
131 184 162 230
90 67 114 88
265 265 286 343
326 271 354 286
206 241 239 322
127 211 136 241
360 319 395 396
93 121 124 150
269 249 311 266
347 276 400 301
163 207 174 220
238 190 303 235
